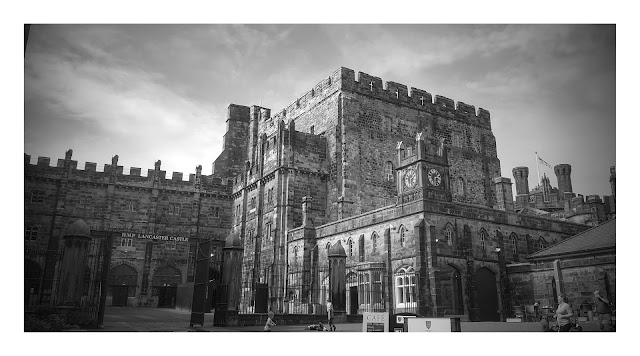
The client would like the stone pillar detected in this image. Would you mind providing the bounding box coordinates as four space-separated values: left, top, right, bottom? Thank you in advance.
57 219 92 307
328 241 347 323
222 233 244 326
496 230 510 321
415 219 430 317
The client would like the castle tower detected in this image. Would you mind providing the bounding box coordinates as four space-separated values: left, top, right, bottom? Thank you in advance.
493 177 514 211
512 167 530 208
554 164 573 199
610 166 616 198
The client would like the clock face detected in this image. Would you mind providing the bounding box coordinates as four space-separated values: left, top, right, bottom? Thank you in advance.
404 168 417 188
427 168 441 186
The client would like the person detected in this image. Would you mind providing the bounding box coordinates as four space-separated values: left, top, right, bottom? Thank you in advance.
264 311 276 332
326 299 336 331
594 290 613 331
306 321 329 331
554 295 573 332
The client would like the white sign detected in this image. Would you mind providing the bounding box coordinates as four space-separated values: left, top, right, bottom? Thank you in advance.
362 312 389 332
406 318 452 332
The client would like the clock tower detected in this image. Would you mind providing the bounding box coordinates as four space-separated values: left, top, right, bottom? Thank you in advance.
396 132 451 204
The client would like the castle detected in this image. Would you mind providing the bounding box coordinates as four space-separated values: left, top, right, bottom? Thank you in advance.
24 67 615 322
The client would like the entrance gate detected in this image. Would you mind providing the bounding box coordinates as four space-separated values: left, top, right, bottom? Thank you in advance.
190 239 210 327
254 283 268 314
476 267 500 321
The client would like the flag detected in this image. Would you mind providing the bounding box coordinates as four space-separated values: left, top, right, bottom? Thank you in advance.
538 155 551 168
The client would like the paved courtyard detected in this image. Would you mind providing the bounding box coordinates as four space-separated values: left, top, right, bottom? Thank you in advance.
97 307 602 332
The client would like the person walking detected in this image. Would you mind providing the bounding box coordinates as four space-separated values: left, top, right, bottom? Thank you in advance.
264 311 276 332
554 295 573 332
594 291 613 331
326 299 336 331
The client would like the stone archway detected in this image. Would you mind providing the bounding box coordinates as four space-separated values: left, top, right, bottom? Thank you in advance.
108 264 138 306
438 263 464 315
476 267 500 321
151 266 182 308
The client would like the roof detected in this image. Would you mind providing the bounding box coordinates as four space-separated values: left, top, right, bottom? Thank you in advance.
528 218 616 260
328 240 346 257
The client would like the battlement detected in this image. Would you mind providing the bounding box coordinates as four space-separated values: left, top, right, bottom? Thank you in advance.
261 67 491 130
339 67 492 129
24 151 228 190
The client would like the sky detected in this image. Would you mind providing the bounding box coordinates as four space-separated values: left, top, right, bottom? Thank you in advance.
24 24 616 198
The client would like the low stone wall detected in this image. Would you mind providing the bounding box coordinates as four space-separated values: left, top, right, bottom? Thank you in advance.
236 313 361 326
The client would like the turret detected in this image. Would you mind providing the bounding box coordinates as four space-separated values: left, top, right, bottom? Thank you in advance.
512 167 530 208
554 164 573 198
610 166 616 198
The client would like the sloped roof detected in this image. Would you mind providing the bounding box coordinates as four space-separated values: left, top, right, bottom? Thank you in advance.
528 218 615 260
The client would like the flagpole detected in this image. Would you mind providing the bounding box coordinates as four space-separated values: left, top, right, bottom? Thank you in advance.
535 152 541 188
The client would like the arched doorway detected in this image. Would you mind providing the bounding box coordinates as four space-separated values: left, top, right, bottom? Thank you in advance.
476 267 499 321
108 264 138 306
152 266 182 308
438 264 464 315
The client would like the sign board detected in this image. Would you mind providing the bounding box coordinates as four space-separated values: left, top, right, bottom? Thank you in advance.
406 318 453 332
362 312 389 332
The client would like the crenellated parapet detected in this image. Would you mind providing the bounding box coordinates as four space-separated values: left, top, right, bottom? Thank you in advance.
24 151 231 194
264 67 491 129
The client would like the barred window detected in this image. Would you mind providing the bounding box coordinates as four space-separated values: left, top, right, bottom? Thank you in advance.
372 232 378 254
395 266 416 308
480 230 487 251
510 234 518 254
384 161 394 182
25 226 39 240
31 190 45 203
120 238 133 247
348 238 354 257
210 206 220 218
399 226 406 247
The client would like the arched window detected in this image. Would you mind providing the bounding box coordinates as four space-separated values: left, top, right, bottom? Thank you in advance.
326 242 331 252
395 266 416 308
480 230 487 251
399 226 406 247
537 238 546 251
384 161 394 182
372 232 378 254
359 235 365 262
457 177 466 196
510 233 518 254
444 223 454 245
348 238 354 257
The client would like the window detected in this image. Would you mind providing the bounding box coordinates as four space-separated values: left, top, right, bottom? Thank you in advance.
248 229 254 244
359 235 365 262
444 224 453 245
537 238 546 251
457 177 466 196
510 234 518 254
31 190 45 203
384 161 394 182
120 238 133 247
372 232 378 254
265 222 273 241
25 226 38 240
399 226 406 247
267 188 273 205
326 242 331 253
210 206 220 218
395 266 416 308
348 238 354 257
127 200 138 212
480 230 487 251
165 239 176 250
250 197 256 209
453 133 463 148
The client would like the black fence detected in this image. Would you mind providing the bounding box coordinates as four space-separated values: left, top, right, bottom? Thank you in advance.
24 236 108 321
